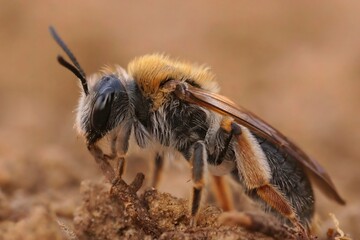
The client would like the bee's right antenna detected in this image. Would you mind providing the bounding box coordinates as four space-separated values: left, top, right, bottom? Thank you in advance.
49 26 89 95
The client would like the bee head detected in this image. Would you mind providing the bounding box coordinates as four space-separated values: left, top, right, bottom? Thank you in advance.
77 69 132 145
50 27 132 145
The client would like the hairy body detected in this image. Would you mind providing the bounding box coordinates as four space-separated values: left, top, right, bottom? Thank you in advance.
71 54 319 231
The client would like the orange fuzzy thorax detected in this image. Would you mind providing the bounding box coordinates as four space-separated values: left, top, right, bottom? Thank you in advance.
128 54 219 110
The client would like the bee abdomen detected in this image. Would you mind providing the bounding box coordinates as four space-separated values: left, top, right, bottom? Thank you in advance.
261 138 314 225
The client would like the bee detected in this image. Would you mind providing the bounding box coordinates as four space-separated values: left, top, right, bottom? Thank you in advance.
50 27 345 232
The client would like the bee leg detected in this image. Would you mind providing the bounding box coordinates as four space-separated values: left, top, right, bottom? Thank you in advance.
190 141 208 227
116 157 126 178
209 118 236 211
87 143 116 182
97 135 126 179
150 152 164 188
114 125 132 178
255 184 307 235
226 121 306 233
103 135 126 178
87 126 132 183
211 176 234 211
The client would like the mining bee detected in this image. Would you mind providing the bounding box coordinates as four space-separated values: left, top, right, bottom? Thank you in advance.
50 27 345 233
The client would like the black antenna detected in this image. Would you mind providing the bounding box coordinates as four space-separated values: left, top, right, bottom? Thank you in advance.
49 26 89 95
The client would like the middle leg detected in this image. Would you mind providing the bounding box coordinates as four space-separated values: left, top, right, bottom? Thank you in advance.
189 141 208 226
150 152 164 188
207 116 238 212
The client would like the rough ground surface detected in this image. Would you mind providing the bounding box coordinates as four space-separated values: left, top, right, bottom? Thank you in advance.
0 173 351 240
72 174 301 240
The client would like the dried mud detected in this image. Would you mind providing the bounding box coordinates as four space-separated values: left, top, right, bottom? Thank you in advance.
54 174 303 240
0 169 346 240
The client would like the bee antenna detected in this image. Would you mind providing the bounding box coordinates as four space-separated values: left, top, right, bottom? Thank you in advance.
49 26 89 95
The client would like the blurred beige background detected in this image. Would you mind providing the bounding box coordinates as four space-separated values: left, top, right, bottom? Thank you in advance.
0 1 359 238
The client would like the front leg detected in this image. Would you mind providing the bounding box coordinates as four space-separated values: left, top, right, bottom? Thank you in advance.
87 143 116 182
87 125 132 182
114 125 132 178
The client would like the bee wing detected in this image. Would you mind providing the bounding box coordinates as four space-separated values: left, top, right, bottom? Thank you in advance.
174 83 345 205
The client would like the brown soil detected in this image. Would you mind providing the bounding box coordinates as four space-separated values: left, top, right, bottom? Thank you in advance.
56 174 305 240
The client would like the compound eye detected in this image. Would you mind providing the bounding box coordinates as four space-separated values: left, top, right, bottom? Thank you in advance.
91 91 114 130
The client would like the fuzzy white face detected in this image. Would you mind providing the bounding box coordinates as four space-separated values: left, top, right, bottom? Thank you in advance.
75 66 133 145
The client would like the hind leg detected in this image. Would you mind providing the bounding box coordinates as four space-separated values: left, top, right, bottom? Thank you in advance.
222 120 305 232
211 175 234 211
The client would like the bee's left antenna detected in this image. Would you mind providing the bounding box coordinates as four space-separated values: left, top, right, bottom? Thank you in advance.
49 26 89 95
